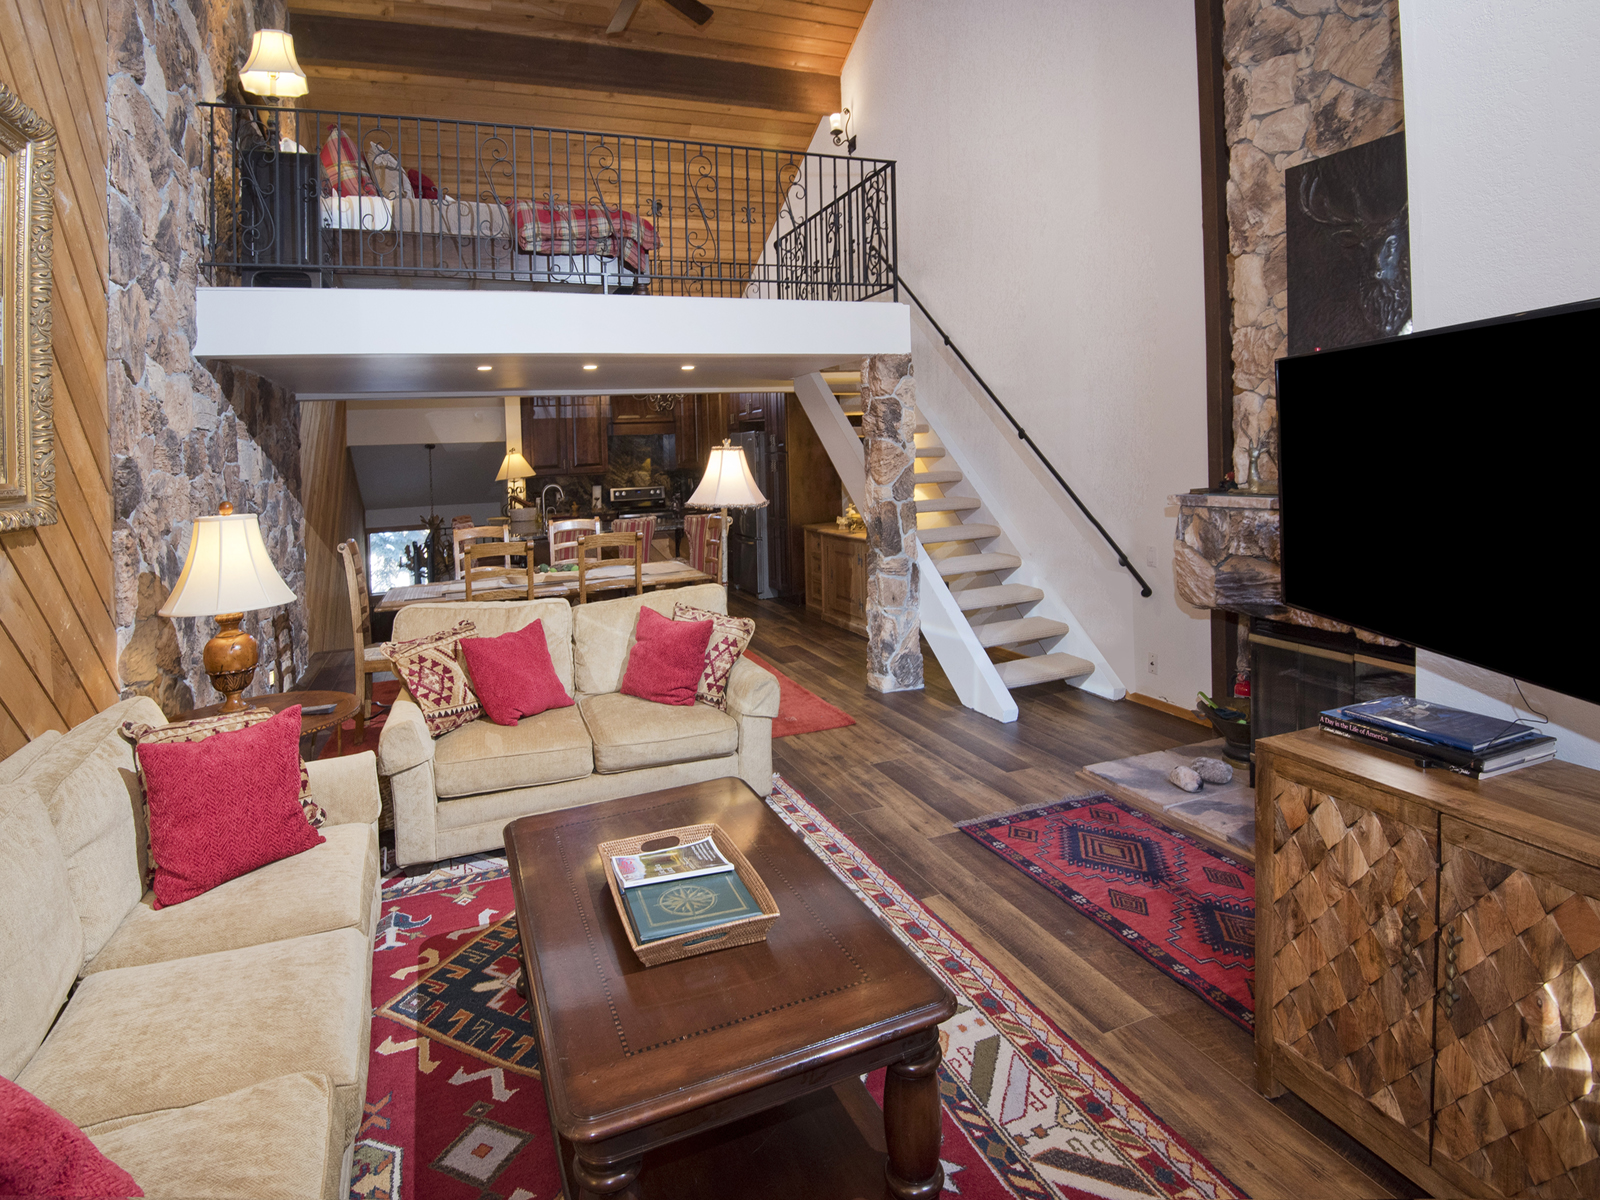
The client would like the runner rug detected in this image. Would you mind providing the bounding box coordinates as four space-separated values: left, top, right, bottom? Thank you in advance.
956 794 1256 1033
355 778 1245 1200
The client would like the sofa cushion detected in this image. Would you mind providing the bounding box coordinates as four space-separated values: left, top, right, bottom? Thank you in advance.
573 583 727 696
460 618 574 725
11 697 163 965
620 607 714 706
0 785 84 1080
0 1076 143 1197
84 822 379 976
579 691 739 773
433 707 593 799
17 927 370 1144
396 599 575 695
0 728 62 786
88 1073 341 1200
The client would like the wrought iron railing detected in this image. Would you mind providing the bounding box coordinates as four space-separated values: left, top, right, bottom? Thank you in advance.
198 103 896 299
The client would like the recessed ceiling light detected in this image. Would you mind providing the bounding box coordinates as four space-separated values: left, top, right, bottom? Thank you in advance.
476 365 492 372
681 364 695 371
583 364 599 371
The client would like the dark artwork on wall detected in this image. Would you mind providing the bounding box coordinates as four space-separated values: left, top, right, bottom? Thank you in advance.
1286 132 1410 356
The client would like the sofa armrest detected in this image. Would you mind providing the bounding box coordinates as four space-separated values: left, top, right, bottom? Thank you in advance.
377 700 435 776
304 751 382 825
725 657 780 720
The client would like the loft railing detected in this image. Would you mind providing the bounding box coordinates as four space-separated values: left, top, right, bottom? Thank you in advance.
198 103 897 299
896 274 1155 599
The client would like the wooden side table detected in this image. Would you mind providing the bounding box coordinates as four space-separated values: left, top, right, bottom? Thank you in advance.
179 690 361 753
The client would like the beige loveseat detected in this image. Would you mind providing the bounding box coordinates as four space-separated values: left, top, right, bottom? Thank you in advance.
0 697 382 1199
378 583 780 869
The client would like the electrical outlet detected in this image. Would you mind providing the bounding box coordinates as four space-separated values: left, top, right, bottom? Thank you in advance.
1146 545 1158 569
1146 653 1158 675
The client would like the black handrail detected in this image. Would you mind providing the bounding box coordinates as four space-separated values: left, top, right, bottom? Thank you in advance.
897 274 1154 598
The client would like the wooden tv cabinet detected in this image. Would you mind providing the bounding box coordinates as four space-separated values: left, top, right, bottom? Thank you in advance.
1255 729 1600 1199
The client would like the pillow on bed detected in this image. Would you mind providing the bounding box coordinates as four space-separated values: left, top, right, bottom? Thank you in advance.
365 142 414 200
319 126 378 198
405 168 440 200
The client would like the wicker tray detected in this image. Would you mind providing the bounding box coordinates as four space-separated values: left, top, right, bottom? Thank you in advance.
598 822 779 967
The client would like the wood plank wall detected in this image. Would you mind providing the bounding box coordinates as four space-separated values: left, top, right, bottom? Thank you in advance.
0 0 117 759
299 400 366 657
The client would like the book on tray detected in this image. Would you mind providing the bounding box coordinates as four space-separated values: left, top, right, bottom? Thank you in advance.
620 870 763 944
610 835 736 888
1336 696 1544 753
1321 702 1557 779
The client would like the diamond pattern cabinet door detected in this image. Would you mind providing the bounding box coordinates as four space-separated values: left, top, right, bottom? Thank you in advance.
1435 817 1600 1199
1268 777 1440 1147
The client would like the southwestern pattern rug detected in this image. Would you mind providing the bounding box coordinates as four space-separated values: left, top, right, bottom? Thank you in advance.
956 794 1256 1033
355 781 1245 1199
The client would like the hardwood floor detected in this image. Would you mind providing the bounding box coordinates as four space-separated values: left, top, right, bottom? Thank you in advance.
303 591 1414 1198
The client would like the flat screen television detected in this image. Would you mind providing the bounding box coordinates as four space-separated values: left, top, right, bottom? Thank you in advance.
1276 296 1600 706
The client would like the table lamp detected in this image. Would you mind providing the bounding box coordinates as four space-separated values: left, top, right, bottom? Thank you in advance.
158 503 297 712
686 439 768 586
496 449 536 508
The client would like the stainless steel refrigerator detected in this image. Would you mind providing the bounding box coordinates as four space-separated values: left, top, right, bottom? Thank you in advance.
726 430 772 598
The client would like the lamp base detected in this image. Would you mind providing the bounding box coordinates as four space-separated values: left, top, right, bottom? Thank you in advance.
203 613 259 713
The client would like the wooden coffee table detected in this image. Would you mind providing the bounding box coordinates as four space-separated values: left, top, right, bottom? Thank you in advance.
504 778 957 1200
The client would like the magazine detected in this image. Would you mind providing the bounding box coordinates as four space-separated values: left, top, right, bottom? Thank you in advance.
1339 696 1542 754
611 835 736 889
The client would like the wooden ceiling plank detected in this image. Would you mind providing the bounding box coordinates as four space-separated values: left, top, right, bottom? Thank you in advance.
293 14 841 113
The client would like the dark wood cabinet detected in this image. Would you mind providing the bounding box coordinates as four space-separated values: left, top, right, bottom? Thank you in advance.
609 395 675 435
1257 732 1600 1199
679 393 730 476
805 525 866 636
522 397 610 475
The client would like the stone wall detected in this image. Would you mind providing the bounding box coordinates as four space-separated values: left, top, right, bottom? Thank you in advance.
1224 0 1403 486
108 0 307 716
860 355 922 694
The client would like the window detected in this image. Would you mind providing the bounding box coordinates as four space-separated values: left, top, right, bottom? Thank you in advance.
367 529 425 592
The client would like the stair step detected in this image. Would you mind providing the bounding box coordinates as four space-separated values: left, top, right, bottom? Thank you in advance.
914 420 930 434
915 496 982 513
914 468 963 484
995 652 1095 688
823 371 860 393
974 617 1071 647
935 552 1022 578
918 523 1001 544
838 401 864 416
953 583 1045 611
913 443 947 459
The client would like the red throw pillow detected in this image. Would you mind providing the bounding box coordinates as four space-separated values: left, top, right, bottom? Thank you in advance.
135 706 325 908
459 619 574 726
405 167 440 199
619 607 714 706
0 1076 144 1197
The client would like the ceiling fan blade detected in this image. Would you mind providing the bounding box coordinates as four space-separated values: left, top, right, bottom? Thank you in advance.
661 0 714 26
606 0 644 35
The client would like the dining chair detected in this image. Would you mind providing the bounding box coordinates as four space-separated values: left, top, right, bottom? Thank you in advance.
575 532 644 604
549 518 602 567
609 516 656 565
270 609 296 692
463 540 531 600
452 523 511 578
337 540 391 738
682 513 725 579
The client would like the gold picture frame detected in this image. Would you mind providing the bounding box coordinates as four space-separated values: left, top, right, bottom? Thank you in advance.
0 83 57 531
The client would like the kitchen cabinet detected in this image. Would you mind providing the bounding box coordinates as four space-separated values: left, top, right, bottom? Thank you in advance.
804 525 866 636
1256 731 1600 1198
609 395 676 435
522 397 610 475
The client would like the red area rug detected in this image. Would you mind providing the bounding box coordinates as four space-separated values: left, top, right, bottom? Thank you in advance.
318 681 401 760
743 650 856 737
957 794 1256 1032
353 779 1243 1199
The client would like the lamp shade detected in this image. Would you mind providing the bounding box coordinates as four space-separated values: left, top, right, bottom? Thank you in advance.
158 510 296 618
686 441 768 509
239 30 309 98
495 450 536 482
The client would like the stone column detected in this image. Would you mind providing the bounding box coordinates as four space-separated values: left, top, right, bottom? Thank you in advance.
860 354 923 693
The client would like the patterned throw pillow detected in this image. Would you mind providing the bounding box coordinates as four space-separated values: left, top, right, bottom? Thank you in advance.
673 602 755 710
319 125 378 198
364 141 414 200
381 620 482 738
119 710 326 886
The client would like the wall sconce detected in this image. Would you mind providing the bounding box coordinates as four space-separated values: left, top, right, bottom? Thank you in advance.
829 109 856 155
240 29 309 98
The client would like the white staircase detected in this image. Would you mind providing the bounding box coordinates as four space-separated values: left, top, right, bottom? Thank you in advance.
794 370 1114 722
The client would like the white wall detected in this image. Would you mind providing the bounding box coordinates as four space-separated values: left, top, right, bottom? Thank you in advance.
1402 0 1600 767
829 0 1213 706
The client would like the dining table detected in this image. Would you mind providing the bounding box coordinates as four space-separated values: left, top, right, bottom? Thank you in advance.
372 558 715 613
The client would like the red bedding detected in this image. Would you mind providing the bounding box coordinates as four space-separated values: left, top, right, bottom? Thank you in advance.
506 201 659 269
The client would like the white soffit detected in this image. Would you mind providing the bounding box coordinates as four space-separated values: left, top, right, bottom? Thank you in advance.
195 288 910 399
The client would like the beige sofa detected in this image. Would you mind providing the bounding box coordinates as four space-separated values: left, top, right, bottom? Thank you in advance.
0 698 382 1199
378 583 779 869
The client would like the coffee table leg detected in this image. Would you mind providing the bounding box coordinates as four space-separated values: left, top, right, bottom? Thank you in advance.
573 1152 640 1199
884 1040 944 1199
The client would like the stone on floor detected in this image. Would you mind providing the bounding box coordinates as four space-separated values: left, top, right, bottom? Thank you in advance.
1083 738 1255 857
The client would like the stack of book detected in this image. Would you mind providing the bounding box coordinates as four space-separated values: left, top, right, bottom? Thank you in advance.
1319 696 1557 779
609 834 762 944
